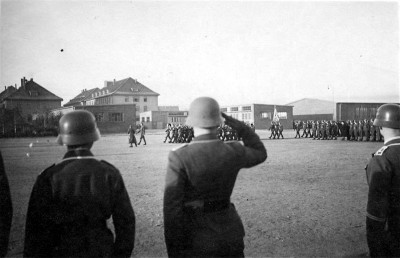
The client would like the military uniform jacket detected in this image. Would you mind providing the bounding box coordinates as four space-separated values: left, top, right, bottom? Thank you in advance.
366 137 400 256
163 127 267 257
24 148 135 258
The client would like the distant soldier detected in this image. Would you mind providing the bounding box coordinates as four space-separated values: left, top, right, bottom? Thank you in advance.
363 119 370 141
295 121 302 138
312 121 317 140
163 97 267 257
137 122 147 145
127 124 137 147
365 104 400 257
164 123 172 143
301 121 308 138
331 121 338 140
250 123 256 133
353 120 359 141
277 122 284 139
358 120 364 142
369 119 376 142
24 110 135 257
268 122 276 139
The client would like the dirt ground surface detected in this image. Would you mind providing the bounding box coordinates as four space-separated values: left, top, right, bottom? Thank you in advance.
1 129 381 257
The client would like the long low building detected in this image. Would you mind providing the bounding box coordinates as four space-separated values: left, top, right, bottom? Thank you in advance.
220 104 294 129
52 104 136 134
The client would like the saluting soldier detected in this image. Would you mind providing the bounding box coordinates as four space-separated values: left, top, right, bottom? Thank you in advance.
365 104 400 257
24 110 135 257
163 97 267 257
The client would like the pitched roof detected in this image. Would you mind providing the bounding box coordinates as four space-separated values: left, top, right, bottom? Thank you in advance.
0 86 17 102
5 80 63 101
100 77 159 96
64 88 99 106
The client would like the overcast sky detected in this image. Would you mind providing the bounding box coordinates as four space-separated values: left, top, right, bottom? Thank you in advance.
1 0 399 109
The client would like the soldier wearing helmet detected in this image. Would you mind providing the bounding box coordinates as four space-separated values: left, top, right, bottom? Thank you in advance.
365 103 400 257
24 110 136 257
163 97 267 257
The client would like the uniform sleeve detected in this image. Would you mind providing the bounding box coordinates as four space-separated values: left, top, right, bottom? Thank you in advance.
24 174 55 257
163 151 189 257
111 172 136 258
366 155 392 256
0 152 12 258
239 126 267 168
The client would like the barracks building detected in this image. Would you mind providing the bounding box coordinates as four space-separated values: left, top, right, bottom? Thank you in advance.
0 78 63 136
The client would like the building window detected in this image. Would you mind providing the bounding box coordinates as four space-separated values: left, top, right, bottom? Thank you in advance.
109 113 123 122
29 91 39 97
230 107 238 112
144 97 147 102
136 117 140 121
221 108 227 112
95 113 104 122
242 106 251 111
141 117 145 122
134 97 139 102
277 112 287 119
144 106 147 112
261 112 272 119
125 97 129 102
146 117 150 122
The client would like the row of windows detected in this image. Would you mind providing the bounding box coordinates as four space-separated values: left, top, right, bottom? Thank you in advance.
260 112 288 119
96 97 112 105
125 97 147 103
135 106 147 112
95 112 124 122
221 106 252 112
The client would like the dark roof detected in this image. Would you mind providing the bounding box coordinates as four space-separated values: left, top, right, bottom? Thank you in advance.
64 88 99 106
5 80 63 101
100 77 159 96
0 86 17 102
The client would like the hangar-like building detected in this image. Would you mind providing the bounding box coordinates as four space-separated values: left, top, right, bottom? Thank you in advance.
286 98 334 121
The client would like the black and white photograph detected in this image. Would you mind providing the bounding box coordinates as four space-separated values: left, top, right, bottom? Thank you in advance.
1 0 399 257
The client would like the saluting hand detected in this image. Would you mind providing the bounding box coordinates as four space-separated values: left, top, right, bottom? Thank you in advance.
221 112 247 133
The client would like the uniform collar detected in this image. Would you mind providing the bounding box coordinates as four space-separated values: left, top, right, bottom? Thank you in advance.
384 136 400 145
192 133 219 142
63 148 94 159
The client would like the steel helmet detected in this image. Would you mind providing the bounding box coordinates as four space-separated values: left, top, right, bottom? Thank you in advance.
56 110 101 145
185 97 223 128
373 103 400 129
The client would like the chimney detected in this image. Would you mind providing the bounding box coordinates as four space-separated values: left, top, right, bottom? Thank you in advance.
21 78 24 88
113 79 116 85
30 78 33 81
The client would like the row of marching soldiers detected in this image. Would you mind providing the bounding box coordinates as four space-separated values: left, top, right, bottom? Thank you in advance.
293 119 384 141
164 123 194 143
164 123 256 143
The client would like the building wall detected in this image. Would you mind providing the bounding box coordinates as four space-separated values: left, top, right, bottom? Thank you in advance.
336 103 389 121
74 104 136 134
287 98 334 115
222 104 293 130
253 104 293 130
294 114 333 121
4 99 62 121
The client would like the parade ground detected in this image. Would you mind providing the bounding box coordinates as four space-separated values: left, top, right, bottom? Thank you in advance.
1 129 381 257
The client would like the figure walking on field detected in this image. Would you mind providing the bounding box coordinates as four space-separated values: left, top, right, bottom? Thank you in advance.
163 97 267 257
137 122 147 145
128 124 137 147
24 110 136 257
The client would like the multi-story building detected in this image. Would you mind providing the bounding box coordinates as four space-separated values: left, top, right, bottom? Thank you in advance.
64 77 159 122
221 104 293 129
